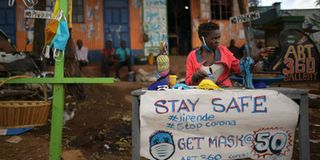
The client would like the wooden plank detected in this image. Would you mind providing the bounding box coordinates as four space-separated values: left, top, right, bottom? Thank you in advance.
0 77 115 84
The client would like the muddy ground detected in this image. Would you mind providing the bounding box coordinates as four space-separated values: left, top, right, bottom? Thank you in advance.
0 56 319 160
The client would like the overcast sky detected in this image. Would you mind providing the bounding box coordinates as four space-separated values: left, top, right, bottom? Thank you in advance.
260 0 320 9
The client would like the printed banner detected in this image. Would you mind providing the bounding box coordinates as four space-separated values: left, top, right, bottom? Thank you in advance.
140 89 299 160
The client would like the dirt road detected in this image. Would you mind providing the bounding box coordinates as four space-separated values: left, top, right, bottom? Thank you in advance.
0 56 319 160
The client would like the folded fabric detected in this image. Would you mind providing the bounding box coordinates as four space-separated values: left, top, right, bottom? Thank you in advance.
148 78 169 90
156 55 169 73
198 79 222 90
172 83 191 90
254 82 267 88
240 45 254 89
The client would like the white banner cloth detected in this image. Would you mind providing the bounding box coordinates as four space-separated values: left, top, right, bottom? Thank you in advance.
140 89 299 160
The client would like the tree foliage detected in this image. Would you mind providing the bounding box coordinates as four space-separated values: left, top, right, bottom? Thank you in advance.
249 0 260 7
310 14 320 29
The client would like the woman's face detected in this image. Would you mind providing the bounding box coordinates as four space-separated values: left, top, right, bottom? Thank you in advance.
205 30 220 50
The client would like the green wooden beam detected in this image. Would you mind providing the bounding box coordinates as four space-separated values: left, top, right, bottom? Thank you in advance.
49 50 65 160
0 77 115 84
49 83 64 160
59 0 68 18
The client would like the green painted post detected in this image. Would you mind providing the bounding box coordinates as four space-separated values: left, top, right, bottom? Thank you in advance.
59 0 68 15
49 1 68 159
49 53 65 160
0 0 114 159
49 85 65 160
48 0 68 158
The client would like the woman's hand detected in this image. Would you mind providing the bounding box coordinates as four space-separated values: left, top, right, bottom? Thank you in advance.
259 47 275 58
192 68 208 84
254 47 275 72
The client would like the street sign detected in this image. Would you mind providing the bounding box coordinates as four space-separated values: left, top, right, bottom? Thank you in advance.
24 10 53 19
230 11 260 24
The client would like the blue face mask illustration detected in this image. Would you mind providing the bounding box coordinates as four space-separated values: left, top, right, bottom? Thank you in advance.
149 131 175 160
201 36 213 52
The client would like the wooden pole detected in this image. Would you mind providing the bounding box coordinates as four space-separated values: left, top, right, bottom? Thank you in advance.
237 0 258 58
49 0 67 159
49 53 65 160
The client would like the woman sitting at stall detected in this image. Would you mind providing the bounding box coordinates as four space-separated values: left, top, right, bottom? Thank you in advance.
186 22 240 87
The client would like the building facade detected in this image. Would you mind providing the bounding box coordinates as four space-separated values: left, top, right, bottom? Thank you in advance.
1 0 248 61
251 2 320 47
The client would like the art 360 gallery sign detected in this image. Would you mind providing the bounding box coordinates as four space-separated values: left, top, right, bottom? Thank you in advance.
273 29 320 82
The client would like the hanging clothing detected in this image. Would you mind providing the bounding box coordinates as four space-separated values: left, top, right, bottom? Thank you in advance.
76 46 88 62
